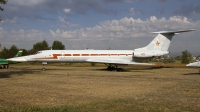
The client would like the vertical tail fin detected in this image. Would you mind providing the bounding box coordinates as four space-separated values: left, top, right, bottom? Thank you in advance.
134 29 195 51
15 50 23 57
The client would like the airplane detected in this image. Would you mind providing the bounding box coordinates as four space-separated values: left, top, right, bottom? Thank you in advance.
0 50 23 69
7 29 195 71
187 59 200 73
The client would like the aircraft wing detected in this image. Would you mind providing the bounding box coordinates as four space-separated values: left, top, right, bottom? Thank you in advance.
86 58 154 65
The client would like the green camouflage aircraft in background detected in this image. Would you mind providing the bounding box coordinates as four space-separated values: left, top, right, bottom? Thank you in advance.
0 50 23 69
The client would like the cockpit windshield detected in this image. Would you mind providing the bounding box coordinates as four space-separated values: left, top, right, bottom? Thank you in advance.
35 51 42 54
195 59 200 62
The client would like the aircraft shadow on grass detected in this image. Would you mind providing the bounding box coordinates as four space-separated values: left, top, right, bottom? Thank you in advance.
0 66 166 78
182 73 200 75
0 71 40 78
0 66 76 78
92 66 164 72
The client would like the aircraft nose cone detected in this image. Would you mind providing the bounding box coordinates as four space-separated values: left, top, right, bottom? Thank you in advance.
186 64 190 66
187 63 194 66
186 62 198 67
7 57 27 62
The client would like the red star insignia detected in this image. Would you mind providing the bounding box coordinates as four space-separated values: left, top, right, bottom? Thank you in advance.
155 41 160 46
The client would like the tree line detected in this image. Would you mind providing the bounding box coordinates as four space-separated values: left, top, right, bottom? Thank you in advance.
151 50 199 64
0 40 65 58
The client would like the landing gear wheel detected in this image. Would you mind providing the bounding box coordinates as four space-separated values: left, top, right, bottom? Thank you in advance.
107 66 112 70
4 65 9 69
117 68 123 72
42 62 47 71
105 64 123 72
1 65 4 69
107 66 115 71
199 67 200 74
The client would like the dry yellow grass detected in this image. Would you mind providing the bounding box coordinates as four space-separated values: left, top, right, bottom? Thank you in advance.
0 64 200 111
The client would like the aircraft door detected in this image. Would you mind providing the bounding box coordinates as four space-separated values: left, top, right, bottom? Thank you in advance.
61 51 73 62
61 51 65 60
132 52 134 61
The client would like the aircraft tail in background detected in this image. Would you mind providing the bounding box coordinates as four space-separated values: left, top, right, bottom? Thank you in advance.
0 50 23 69
15 50 23 57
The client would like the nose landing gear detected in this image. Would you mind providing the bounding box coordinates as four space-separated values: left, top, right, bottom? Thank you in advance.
199 67 200 74
42 62 47 71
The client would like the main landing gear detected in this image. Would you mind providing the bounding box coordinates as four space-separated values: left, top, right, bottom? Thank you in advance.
0 64 9 69
105 64 123 72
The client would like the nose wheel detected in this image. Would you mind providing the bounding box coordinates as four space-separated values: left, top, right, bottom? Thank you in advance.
199 67 200 74
42 62 47 71
42 66 46 71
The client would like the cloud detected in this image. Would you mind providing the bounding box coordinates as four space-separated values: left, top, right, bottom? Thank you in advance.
0 16 199 54
1 16 198 41
50 16 198 39
173 3 200 18
0 28 52 49
2 0 120 20
157 0 167 3
2 0 198 24
58 16 80 28
47 16 199 53
130 8 135 15
1 17 18 24
63 9 71 13
101 0 133 4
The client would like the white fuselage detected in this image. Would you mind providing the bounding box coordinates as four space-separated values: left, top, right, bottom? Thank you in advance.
15 50 133 62
9 49 168 63
187 60 200 67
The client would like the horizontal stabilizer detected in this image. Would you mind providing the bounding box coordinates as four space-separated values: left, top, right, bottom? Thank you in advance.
152 29 195 34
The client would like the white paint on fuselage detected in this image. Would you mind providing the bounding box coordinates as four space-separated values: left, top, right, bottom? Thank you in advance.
187 60 200 67
24 50 134 63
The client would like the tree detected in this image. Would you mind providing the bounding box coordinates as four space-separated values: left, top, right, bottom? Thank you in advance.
181 50 192 64
30 40 50 54
52 40 65 50
0 47 8 58
175 56 181 61
0 45 19 59
8 45 19 58
21 49 30 56
0 0 8 21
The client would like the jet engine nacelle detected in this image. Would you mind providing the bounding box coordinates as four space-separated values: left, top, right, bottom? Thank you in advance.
133 51 169 58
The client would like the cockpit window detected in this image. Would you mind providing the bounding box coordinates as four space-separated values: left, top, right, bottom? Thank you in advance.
35 51 42 54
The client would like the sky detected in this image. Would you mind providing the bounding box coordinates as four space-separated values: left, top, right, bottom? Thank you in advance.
0 0 200 56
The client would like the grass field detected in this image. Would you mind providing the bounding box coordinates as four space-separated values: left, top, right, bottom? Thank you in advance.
0 63 200 111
